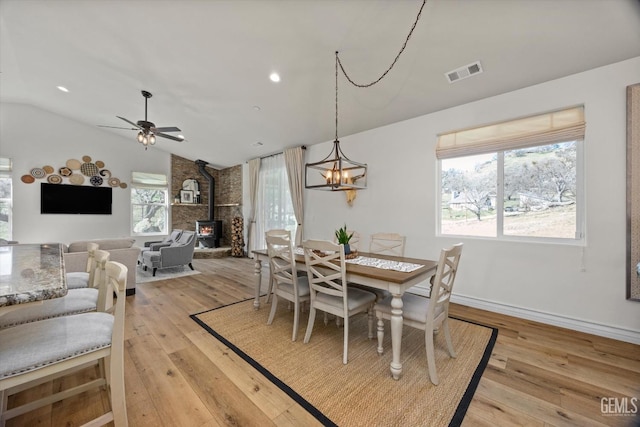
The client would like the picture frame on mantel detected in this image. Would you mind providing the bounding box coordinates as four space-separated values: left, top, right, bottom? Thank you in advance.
627 83 640 301
180 189 194 204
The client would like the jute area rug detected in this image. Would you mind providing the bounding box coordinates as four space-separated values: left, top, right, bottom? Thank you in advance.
192 299 497 427
136 265 201 283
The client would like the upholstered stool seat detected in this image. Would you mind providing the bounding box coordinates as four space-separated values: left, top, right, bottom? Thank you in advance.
66 271 90 289
0 288 99 330
0 312 113 380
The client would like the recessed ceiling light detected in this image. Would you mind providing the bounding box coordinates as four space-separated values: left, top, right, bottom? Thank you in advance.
57 86 69 92
269 73 280 83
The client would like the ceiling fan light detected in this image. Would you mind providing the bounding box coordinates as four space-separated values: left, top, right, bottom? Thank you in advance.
149 134 156 145
137 131 144 143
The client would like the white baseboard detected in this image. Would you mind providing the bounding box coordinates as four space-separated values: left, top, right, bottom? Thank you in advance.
448 293 640 345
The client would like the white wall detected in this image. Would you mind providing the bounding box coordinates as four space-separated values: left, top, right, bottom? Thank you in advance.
303 57 640 342
0 103 171 245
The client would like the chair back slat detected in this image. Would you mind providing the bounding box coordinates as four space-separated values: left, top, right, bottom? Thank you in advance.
428 243 463 318
303 240 348 299
266 232 301 296
369 233 406 257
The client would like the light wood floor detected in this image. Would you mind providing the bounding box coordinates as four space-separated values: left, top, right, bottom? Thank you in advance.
6 257 640 427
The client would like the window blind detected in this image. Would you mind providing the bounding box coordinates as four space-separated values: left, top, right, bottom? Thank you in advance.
436 106 585 159
131 172 167 188
0 158 12 173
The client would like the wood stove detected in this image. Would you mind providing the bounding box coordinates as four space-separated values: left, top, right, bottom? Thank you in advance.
195 159 223 248
196 220 223 248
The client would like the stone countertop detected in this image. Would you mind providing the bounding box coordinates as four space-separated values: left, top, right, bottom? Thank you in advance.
0 243 67 307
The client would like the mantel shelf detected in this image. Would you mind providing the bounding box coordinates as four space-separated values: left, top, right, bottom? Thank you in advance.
171 203 204 206
215 203 241 207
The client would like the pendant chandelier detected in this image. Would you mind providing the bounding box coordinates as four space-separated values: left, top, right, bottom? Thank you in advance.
305 0 427 191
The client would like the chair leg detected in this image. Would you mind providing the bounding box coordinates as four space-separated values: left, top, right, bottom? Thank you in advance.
188 263 194 271
108 352 128 426
292 301 300 342
342 316 349 365
425 328 439 385
267 294 278 325
303 307 317 344
152 268 157 276
376 317 385 355
442 317 457 358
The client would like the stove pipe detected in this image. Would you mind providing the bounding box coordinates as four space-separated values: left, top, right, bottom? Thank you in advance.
195 159 214 220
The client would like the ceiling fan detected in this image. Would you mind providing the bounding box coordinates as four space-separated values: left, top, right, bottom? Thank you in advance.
99 90 184 149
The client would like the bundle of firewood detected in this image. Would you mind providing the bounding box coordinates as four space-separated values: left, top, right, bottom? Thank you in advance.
231 216 244 257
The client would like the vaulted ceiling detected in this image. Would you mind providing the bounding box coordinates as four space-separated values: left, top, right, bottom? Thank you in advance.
2 0 639 168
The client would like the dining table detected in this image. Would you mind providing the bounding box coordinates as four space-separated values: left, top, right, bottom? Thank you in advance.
0 243 67 317
252 248 438 380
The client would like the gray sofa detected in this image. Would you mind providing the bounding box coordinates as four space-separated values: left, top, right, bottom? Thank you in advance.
63 238 140 295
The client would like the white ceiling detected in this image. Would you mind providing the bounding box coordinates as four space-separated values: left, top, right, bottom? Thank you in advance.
2 0 640 169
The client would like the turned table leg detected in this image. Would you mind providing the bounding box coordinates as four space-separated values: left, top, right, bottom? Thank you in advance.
390 293 404 380
253 258 262 310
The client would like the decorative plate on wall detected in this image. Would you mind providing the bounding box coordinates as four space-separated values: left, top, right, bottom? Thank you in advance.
80 162 99 177
108 177 120 187
47 174 62 184
119 182 128 189
99 169 111 178
43 165 54 174
66 159 81 170
30 167 46 179
82 155 92 163
69 174 84 185
95 160 105 168
58 167 72 177
89 175 103 186
21 175 35 184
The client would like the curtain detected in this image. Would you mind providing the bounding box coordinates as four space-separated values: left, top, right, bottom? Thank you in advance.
255 154 296 251
284 147 304 246
436 106 585 159
247 158 261 258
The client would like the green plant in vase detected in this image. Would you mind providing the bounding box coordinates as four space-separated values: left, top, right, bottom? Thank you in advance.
335 224 354 255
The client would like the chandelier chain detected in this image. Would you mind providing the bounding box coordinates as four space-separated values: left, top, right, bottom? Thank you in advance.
336 0 426 88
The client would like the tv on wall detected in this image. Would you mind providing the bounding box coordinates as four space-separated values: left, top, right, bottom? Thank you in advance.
41 183 113 215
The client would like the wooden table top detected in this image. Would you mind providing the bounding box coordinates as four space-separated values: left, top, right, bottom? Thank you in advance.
252 248 438 284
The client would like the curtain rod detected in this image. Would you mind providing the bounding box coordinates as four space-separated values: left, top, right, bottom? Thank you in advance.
247 145 306 162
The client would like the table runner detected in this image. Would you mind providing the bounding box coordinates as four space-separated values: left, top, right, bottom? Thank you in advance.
293 247 423 273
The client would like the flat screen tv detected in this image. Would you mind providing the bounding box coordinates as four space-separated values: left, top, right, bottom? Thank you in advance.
41 183 112 215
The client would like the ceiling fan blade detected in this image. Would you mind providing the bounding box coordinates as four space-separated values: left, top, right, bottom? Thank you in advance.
97 125 137 130
152 126 181 133
117 116 142 129
155 132 184 142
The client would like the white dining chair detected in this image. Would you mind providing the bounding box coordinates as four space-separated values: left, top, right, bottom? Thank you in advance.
66 242 100 289
374 243 463 385
369 232 406 257
264 229 293 303
302 239 376 364
266 233 310 341
0 260 129 426
0 249 110 330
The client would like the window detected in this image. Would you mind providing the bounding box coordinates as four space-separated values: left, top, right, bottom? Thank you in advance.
131 172 168 236
255 154 297 249
438 107 584 242
0 158 12 241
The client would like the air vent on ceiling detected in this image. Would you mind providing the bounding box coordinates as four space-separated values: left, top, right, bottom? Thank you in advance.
445 61 483 84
